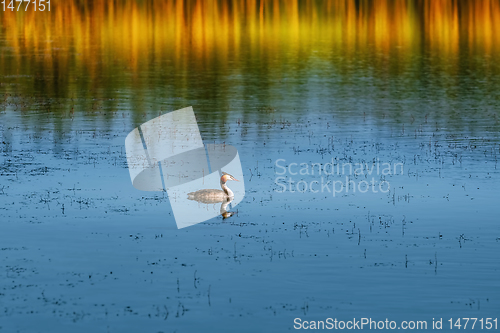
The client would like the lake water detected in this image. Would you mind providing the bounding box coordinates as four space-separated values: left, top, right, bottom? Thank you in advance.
1 1 499 332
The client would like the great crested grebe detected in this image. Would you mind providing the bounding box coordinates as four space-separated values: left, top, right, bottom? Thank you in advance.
187 172 239 203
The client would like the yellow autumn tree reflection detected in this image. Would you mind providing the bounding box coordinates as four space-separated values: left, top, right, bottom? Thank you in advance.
2 0 499 70
1 0 499 102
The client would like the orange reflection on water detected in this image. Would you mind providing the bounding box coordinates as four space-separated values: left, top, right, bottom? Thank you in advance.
1 0 500 76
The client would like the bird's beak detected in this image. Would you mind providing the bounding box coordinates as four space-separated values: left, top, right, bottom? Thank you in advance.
233 178 239 181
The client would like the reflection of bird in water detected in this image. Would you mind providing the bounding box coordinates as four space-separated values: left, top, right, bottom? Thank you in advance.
187 172 238 220
220 197 235 220
187 172 239 202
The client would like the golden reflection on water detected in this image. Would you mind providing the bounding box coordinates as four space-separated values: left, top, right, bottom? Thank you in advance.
0 1 499 143
2 1 499 70
1 0 500 108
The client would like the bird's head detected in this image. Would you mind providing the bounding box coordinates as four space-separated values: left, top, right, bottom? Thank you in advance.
221 171 239 183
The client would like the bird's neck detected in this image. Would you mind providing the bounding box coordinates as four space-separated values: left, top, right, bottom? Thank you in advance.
220 181 234 197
